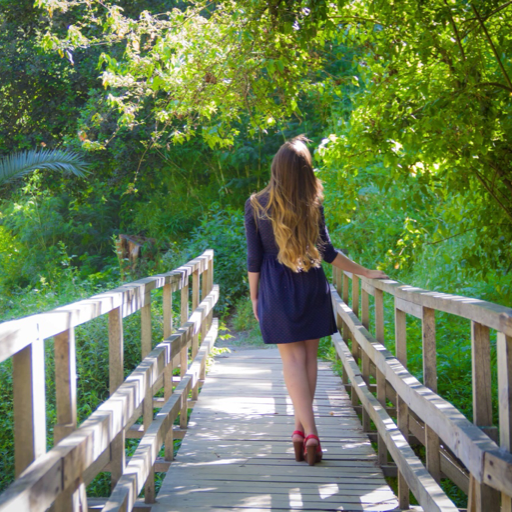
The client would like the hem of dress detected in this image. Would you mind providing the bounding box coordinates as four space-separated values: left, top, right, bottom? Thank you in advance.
263 328 338 345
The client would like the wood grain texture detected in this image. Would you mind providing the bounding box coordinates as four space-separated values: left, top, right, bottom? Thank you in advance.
154 348 399 512
12 339 46 478
54 328 77 445
0 250 214 364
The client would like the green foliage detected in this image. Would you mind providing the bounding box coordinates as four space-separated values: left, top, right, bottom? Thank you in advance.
183 203 247 311
0 149 89 187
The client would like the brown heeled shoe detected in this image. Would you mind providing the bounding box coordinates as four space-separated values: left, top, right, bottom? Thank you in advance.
291 430 305 461
304 434 322 466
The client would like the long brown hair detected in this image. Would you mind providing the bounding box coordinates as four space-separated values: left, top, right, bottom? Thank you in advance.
251 136 324 272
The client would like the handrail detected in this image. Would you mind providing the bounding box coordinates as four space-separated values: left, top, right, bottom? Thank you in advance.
331 268 512 512
0 250 217 512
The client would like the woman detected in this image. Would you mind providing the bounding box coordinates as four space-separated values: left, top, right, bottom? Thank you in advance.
244 136 387 466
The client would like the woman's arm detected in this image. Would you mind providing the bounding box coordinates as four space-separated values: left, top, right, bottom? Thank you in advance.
248 271 260 320
331 251 388 279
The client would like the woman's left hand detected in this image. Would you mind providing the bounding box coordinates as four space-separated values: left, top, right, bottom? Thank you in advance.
364 269 389 279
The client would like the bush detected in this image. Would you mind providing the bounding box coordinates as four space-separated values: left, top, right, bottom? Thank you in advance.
183 203 247 312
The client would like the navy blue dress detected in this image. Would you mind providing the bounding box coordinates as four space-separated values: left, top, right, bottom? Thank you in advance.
244 196 338 344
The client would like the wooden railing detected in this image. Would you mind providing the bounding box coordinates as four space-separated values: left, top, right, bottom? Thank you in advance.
0 249 217 511
331 268 512 512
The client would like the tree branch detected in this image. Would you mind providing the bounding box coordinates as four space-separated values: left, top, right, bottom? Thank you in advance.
444 0 465 61
473 167 512 223
471 4 512 91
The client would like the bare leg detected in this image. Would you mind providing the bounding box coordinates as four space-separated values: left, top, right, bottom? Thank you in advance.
278 339 320 447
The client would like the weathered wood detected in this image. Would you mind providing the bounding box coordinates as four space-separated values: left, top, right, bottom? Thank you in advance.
163 283 173 339
108 306 124 490
104 319 219 512
395 306 407 367
375 288 384 344
12 339 46 478
360 275 512 337
331 287 508 487
333 334 458 511
54 328 77 444
155 346 398 512
498 332 512 509
0 285 219 512
361 351 371 432
376 367 388 467
395 297 422 319
342 272 350 342
352 274 360 318
141 292 152 359
422 306 441 483
468 321 501 508
361 289 370 329
0 250 214 365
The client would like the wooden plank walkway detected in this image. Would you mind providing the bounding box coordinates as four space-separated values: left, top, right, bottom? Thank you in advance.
153 348 401 511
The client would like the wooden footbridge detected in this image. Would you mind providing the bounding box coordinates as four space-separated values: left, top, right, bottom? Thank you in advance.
0 250 512 511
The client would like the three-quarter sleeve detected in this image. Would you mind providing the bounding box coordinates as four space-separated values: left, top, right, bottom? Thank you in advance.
244 198 264 272
318 205 338 264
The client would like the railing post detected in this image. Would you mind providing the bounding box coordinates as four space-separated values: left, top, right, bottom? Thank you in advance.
467 322 500 510
141 290 152 359
394 300 409 509
498 332 512 511
180 276 189 429
352 274 359 319
163 282 173 339
54 327 77 444
375 289 390 482
144 369 155 503
109 307 125 490
53 327 81 512
163 280 175 462
12 338 46 478
342 272 350 342
191 269 200 401
422 306 441 483
361 287 371 431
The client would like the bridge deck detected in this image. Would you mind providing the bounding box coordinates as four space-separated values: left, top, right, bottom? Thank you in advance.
153 348 401 511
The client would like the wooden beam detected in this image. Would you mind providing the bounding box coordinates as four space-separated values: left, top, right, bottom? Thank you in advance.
333 333 458 512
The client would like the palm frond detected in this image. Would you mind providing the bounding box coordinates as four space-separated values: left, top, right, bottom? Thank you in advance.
0 149 90 187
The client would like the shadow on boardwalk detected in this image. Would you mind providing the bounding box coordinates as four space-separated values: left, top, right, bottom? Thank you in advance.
152 348 400 512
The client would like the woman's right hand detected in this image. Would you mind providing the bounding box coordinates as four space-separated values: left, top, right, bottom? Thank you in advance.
251 298 259 321
364 269 389 279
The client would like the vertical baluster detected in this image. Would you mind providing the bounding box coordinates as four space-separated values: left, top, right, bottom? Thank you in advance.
163 282 173 339
498 332 512 511
342 273 350 342
144 369 155 503
374 289 389 480
109 307 125 489
467 322 500 509
142 288 155 502
394 301 409 508
352 274 360 319
202 262 210 300
141 290 152 359
54 327 77 443
422 306 441 483
163 280 175 462
180 276 189 429
141 288 154 508
191 269 200 401
12 337 46 478
54 327 80 512
191 269 200 359
361 288 371 431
